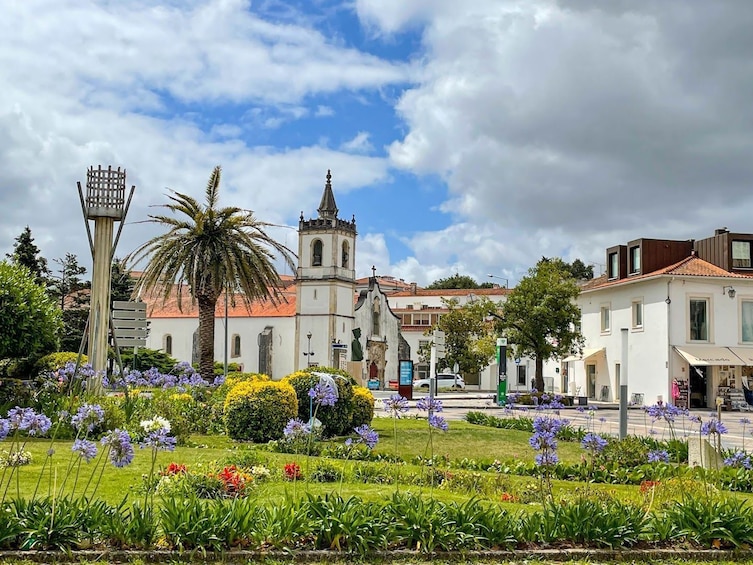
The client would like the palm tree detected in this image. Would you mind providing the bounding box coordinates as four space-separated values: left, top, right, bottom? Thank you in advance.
127 166 296 381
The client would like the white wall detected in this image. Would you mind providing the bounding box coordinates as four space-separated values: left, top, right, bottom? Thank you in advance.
147 316 296 380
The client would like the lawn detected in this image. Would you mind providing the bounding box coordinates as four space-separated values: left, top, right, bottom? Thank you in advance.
0 416 678 507
0 418 604 504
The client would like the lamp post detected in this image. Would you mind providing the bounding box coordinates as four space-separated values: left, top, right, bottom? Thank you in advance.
304 332 315 367
487 274 509 288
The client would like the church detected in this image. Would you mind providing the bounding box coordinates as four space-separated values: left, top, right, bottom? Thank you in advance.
143 171 407 387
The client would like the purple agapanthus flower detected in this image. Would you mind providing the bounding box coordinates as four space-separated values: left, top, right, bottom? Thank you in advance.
283 418 311 437
101 429 134 467
532 416 568 435
354 424 379 449
725 451 753 469
308 382 338 407
581 432 608 454
535 452 559 466
647 449 670 463
384 394 410 417
7 407 35 431
140 429 177 451
71 403 105 433
428 414 449 432
0 419 9 441
701 418 728 436
416 397 443 413
26 413 52 436
72 438 98 462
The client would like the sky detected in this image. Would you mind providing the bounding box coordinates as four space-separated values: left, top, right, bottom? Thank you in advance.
3 0 753 287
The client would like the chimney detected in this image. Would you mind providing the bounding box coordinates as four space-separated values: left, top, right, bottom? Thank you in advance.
715 227 729 235
410 282 417 295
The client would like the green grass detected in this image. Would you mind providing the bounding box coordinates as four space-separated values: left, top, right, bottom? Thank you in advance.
366 416 584 463
2 417 750 508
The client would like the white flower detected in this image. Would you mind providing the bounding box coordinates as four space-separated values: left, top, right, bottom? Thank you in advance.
140 416 171 433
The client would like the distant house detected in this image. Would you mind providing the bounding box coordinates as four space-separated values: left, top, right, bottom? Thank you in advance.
568 228 753 409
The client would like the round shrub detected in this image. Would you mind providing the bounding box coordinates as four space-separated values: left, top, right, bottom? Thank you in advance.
351 386 375 428
35 352 88 375
284 369 355 437
224 381 298 443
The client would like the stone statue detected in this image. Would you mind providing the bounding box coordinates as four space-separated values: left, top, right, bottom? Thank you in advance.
351 328 364 361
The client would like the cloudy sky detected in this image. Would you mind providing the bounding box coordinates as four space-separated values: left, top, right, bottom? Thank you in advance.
2 0 753 286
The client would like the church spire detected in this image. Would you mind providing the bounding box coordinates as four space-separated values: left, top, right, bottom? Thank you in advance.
317 170 339 220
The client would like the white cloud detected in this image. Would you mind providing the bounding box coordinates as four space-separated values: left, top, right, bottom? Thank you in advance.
355 0 753 281
0 0 408 272
339 132 374 154
315 105 335 117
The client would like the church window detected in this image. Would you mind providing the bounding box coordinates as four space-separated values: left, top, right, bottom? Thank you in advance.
341 241 349 268
164 334 172 355
232 334 241 357
312 239 323 266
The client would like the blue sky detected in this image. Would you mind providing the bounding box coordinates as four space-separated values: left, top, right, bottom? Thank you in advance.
3 0 753 286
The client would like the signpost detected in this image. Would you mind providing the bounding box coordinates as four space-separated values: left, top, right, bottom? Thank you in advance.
496 337 508 406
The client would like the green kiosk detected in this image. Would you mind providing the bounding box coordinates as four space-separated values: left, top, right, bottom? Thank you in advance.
496 337 507 406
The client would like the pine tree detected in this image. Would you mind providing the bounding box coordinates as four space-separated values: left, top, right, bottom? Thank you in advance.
7 226 48 284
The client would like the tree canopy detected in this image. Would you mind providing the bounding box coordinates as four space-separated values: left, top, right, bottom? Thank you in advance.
126 166 296 381
496 258 584 391
426 273 494 289
7 226 48 285
0 261 61 359
418 296 498 380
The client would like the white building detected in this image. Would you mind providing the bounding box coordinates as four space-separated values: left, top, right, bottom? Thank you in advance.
568 230 753 409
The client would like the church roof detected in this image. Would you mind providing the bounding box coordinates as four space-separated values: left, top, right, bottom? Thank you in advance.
144 277 297 318
317 170 338 219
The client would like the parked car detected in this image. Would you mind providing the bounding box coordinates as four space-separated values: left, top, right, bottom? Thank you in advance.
413 374 466 390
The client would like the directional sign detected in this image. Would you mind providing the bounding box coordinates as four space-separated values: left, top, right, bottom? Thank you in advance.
434 329 446 358
112 301 147 348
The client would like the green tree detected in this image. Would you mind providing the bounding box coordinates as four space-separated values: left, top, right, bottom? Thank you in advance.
110 257 136 303
126 166 295 381
565 258 594 281
0 261 61 359
426 273 482 290
7 226 49 285
49 254 90 352
496 258 584 392
418 297 497 380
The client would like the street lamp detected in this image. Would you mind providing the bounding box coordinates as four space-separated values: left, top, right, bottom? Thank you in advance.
487 274 509 288
304 332 315 367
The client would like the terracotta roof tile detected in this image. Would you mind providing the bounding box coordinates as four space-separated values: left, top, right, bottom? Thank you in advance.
582 256 753 292
145 285 297 318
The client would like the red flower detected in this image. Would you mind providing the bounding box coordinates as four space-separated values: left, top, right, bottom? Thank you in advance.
161 463 187 476
214 465 252 496
283 462 302 481
500 492 519 503
639 480 661 493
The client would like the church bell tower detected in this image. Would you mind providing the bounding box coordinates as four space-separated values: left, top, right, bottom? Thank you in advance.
295 170 357 370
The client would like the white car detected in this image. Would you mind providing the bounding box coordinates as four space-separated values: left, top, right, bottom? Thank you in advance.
413 374 466 390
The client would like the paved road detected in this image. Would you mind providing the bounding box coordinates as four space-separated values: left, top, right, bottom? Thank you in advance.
372 390 753 451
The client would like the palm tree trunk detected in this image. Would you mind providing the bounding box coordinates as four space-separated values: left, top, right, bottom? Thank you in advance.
535 356 544 392
198 294 217 382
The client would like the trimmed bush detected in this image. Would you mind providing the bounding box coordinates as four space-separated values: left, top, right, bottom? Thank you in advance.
284 369 355 437
35 352 87 375
224 381 298 442
351 386 375 428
